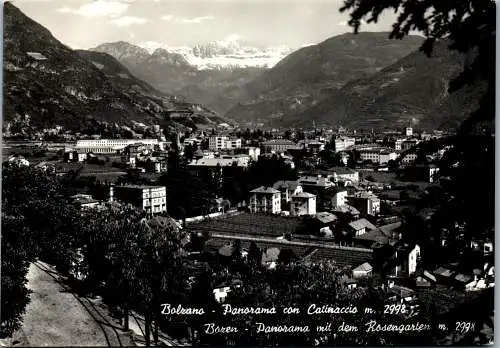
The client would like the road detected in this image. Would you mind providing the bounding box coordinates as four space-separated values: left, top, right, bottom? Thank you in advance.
10 261 188 347
11 261 134 347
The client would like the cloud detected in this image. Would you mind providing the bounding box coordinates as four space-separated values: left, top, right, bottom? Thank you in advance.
161 14 214 24
56 1 129 18
108 16 148 27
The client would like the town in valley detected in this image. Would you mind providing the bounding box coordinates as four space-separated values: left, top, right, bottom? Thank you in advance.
2 0 494 346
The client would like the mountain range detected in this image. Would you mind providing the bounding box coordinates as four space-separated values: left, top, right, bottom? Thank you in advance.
92 41 270 114
137 39 293 70
92 34 423 118
3 2 482 132
2 2 228 134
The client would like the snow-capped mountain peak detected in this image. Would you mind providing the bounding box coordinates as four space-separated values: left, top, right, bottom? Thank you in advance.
134 40 295 70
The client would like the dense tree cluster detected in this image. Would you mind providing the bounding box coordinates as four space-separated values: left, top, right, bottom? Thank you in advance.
1 165 188 345
341 0 495 272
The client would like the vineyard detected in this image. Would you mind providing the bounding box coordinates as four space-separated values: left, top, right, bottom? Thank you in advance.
186 213 303 238
305 247 372 267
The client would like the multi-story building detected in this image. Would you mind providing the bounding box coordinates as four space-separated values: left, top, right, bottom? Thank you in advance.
329 167 359 183
401 139 420 151
249 186 281 214
359 149 382 163
209 136 242 151
297 176 335 193
239 147 261 161
261 139 298 153
75 139 163 154
112 185 167 214
358 147 397 165
273 180 303 202
400 152 418 166
290 192 317 216
332 187 348 208
395 139 405 151
379 151 398 165
188 155 251 169
403 164 440 183
348 192 381 216
183 138 201 147
334 137 356 152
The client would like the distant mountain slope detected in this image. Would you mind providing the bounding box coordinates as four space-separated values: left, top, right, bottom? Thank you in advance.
224 32 424 125
92 41 266 114
290 41 485 130
2 3 228 133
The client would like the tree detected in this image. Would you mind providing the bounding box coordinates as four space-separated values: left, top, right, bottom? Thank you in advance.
340 0 495 247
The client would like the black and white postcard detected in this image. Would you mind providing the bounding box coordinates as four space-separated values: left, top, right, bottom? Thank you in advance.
1 0 495 346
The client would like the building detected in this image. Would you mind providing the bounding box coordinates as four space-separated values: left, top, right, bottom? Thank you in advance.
209 136 242 151
405 127 413 137
75 139 162 154
272 180 303 202
334 137 356 152
188 155 251 169
297 176 334 193
348 192 381 216
400 152 418 166
213 284 232 303
249 186 281 214
112 185 167 214
329 167 359 183
183 138 201 147
348 218 377 237
239 147 260 161
395 139 405 151
64 150 87 162
194 150 216 160
402 139 419 151
379 151 398 165
387 244 421 277
332 188 348 208
261 139 298 153
358 147 396 165
70 194 100 209
313 212 338 237
352 262 373 278
142 157 168 173
415 270 437 288
290 192 317 216
402 164 440 183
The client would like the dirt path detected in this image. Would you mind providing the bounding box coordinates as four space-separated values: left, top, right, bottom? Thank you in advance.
11 261 134 347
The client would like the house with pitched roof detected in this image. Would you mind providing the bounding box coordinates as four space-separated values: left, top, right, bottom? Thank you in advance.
352 262 373 278
249 186 281 214
290 192 317 216
348 218 377 237
273 180 303 202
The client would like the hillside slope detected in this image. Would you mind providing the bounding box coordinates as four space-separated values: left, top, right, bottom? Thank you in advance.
291 41 485 130
224 32 424 125
2 3 228 134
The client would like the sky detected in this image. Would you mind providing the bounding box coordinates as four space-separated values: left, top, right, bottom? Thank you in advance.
10 0 400 50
